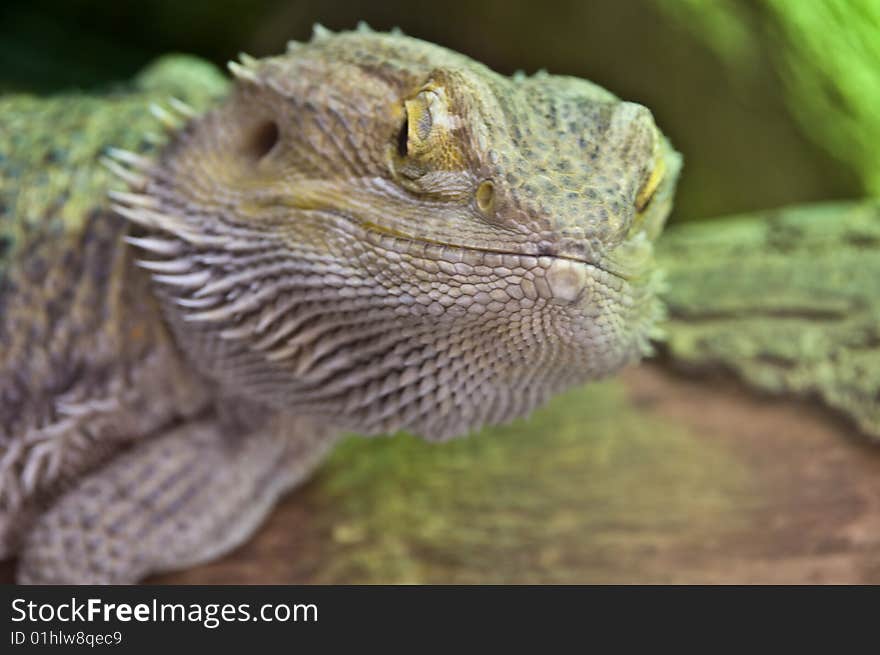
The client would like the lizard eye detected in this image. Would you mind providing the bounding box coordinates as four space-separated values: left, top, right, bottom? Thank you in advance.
390 86 443 181
402 87 439 156
389 79 470 198
635 144 667 212
635 161 664 212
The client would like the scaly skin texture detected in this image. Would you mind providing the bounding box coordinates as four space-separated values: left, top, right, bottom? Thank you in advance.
0 30 679 583
0 56 229 571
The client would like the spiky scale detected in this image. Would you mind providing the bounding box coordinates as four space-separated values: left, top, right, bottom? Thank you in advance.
312 23 332 40
148 103 183 130
227 61 259 83
100 157 147 187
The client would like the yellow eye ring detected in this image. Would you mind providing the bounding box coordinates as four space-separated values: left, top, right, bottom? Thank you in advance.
635 155 666 213
476 180 495 214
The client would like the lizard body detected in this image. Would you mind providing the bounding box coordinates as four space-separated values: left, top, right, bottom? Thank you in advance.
0 29 679 583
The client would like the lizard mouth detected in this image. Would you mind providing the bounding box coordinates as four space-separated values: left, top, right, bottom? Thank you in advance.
353 221 599 305
353 209 652 287
109 183 599 309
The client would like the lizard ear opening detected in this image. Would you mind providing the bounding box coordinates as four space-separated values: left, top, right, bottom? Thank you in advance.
242 119 280 162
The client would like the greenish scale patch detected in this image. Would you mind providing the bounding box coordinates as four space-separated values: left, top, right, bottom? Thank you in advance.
296 380 749 584
0 56 228 277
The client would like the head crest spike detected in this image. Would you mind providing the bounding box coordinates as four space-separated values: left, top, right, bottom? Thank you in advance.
356 20 373 34
238 52 259 69
312 23 332 40
227 61 259 83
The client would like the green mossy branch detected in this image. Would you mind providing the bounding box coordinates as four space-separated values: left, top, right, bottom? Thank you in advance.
657 201 880 438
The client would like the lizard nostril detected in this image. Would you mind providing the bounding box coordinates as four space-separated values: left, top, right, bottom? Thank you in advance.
243 120 280 162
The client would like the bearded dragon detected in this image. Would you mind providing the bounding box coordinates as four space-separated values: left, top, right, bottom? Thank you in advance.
0 27 680 583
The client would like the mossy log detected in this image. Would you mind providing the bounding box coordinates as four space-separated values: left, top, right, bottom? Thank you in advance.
658 201 880 439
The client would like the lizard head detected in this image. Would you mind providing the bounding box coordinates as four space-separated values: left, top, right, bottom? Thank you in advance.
115 28 681 439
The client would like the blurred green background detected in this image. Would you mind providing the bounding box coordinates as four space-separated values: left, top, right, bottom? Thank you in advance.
2 0 877 223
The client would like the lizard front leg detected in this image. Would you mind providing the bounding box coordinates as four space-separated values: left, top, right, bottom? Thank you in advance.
16 414 337 584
